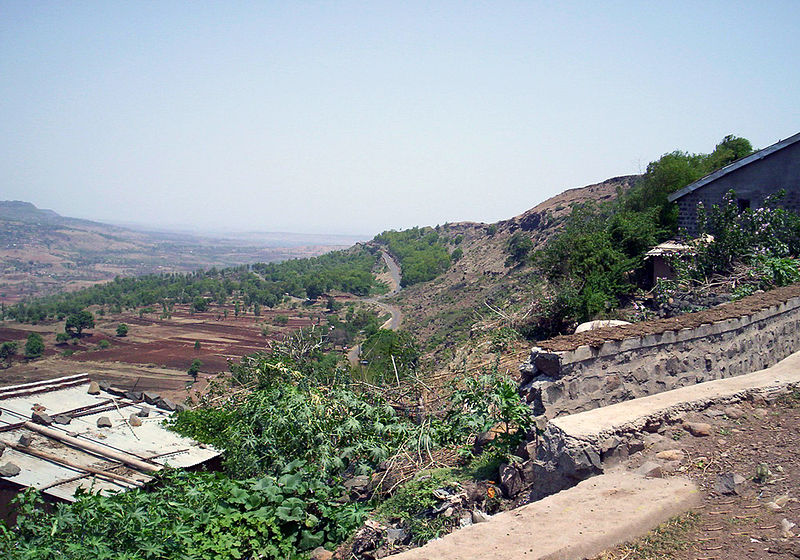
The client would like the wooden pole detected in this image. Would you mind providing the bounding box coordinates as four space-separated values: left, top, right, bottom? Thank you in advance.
23 422 162 473
11 443 146 486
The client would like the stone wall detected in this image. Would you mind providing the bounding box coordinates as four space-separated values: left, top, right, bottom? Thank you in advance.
520 295 800 418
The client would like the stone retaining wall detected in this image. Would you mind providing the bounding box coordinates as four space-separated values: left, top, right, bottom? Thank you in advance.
520 296 800 417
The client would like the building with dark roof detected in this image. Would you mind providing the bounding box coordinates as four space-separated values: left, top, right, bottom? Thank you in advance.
668 132 800 236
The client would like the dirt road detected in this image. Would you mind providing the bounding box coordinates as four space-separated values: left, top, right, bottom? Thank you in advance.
348 251 403 367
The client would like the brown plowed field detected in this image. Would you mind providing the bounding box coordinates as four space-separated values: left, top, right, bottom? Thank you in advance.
0 302 328 400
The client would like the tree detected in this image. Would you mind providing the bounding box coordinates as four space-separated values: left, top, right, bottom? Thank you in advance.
0 341 17 367
65 310 95 338
116 323 129 337
505 232 534 266
192 297 208 313
188 359 203 381
25 333 44 359
194 340 201 350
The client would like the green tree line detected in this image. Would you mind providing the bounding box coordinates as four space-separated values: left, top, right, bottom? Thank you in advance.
6 247 380 324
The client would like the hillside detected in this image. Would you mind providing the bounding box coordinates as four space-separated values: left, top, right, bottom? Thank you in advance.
383 175 638 375
0 201 361 303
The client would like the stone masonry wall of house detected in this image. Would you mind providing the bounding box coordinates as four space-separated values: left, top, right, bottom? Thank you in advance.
676 140 800 235
520 295 800 418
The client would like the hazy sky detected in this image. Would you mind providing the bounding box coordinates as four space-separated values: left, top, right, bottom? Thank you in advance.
2 2 798 236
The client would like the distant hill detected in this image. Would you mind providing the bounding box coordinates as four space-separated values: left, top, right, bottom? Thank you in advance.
0 201 361 303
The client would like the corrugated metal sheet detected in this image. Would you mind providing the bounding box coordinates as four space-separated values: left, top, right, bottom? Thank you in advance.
0 375 219 502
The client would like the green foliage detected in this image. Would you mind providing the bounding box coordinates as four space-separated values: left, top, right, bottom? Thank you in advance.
66 310 94 336
192 296 208 313
624 135 753 230
188 358 203 380
0 341 17 367
1 466 366 560
375 469 458 544
358 329 420 383
450 247 463 262
24 332 44 359
65 310 94 338
194 340 201 350
97 339 111 349
486 224 498 236
445 373 534 453
528 135 754 337
374 227 451 286
273 314 289 326
115 323 128 337
6 340 535 558
693 190 800 275
534 202 660 329
505 231 533 266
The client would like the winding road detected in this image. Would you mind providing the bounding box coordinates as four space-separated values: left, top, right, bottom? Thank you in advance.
347 251 403 367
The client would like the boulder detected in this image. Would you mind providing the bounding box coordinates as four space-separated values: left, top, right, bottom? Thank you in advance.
98 380 111 391
53 414 72 425
18 434 32 447
344 475 371 499
137 406 151 418
723 405 745 419
155 397 177 412
655 449 685 462
31 411 54 426
125 391 143 402
175 403 188 413
0 462 21 477
499 463 525 498
714 472 746 495
97 416 113 428
471 509 490 523
0 441 5 457
143 392 160 405
683 422 713 437
636 461 663 478
87 381 101 395
129 414 143 427
627 438 645 455
309 547 333 560
106 386 126 397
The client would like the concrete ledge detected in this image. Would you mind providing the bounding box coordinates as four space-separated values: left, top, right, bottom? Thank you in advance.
390 472 699 560
552 350 800 442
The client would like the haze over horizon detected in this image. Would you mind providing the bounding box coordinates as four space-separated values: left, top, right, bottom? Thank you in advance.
2 2 798 236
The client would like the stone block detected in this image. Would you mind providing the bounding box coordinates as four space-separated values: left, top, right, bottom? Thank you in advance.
598 341 621 357
534 352 563 378
618 337 641 352
31 411 53 426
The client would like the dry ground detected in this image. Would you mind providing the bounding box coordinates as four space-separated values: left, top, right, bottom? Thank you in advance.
600 391 800 559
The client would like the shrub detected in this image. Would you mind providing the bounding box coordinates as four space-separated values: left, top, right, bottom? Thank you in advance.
24 332 44 359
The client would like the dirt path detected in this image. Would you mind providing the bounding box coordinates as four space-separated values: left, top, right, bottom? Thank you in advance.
348 251 403 367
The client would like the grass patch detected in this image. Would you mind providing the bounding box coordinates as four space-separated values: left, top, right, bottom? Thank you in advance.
596 511 700 559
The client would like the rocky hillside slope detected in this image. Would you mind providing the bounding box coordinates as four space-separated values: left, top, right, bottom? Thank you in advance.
385 175 638 377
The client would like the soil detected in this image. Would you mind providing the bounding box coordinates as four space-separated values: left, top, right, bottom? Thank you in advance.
604 392 800 559
0 303 329 400
538 284 800 352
